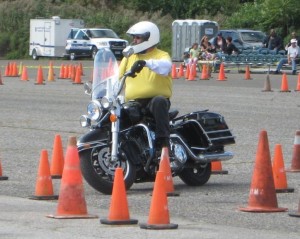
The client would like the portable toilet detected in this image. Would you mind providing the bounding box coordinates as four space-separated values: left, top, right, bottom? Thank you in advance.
172 20 219 61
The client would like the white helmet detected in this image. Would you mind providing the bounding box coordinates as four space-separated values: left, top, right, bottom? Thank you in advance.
122 21 160 58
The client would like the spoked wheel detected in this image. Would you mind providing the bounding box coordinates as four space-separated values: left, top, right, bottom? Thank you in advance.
79 145 136 194
179 163 211 186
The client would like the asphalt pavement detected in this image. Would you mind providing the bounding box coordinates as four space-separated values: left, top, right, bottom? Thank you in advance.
0 59 300 238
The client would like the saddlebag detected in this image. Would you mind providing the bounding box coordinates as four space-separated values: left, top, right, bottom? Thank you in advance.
172 111 235 147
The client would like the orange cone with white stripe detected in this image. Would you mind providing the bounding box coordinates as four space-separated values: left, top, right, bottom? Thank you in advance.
158 147 180 196
239 130 287 212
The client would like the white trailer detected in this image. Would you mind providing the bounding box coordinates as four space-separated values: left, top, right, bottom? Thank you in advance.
29 16 84 60
172 19 219 61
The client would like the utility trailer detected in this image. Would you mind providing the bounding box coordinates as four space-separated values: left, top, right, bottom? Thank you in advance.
29 16 84 60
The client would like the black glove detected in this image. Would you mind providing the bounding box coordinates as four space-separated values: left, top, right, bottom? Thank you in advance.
128 60 146 77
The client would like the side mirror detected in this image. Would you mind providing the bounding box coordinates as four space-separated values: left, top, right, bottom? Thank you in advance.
84 82 92 95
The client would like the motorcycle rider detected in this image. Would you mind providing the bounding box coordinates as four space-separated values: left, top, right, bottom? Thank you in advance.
120 21 173 155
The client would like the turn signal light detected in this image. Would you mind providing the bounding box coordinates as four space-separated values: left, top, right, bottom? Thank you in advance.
110 114 117 122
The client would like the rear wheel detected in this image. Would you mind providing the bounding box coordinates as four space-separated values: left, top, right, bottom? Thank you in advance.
179 163 211 186
32 49 39 60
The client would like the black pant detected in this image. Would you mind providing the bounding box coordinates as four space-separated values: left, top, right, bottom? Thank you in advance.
136 96 170 141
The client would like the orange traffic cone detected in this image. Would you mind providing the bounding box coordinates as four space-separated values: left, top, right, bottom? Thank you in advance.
29 149 58 200
279 73 290 92
63 65 69 79
70 65 76 82
35 65 45 85
200 64 209 80
286 130 300 172
178 64 184 78
158 147 180 196
295 73 300 92
139 171 178 230
244 65 252 80
79 62 84 75
217 63 226 81
20 66 29 81
50 134 64 179
272 144 294 193
73 66 83 84
47 136 98 219
289 198 300 217
211 161 228 175
48 61 55 82
6 62 12 77
262 74 273 92
239 130 287 212
171 64 178 79
100 168 138 225
187 65 196 81
185 64 190 80
4 63 9 76
0 159 8 180
58 64 64 79
12 62 18 77
192 63 197 77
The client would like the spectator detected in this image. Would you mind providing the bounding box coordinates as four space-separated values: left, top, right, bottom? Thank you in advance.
285 32 299 50
189 42 200 65
274 39 299 75
213 32 227 52
200 35 216 60
263 29 283 53
224 36 240 55
182 49 190 68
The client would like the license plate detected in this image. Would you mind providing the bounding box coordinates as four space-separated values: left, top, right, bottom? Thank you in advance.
115 51 120 54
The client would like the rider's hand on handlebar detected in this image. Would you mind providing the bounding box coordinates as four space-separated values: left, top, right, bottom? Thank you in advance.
128 60 146 77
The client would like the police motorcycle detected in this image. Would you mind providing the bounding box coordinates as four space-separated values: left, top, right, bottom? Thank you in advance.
77 48 235 195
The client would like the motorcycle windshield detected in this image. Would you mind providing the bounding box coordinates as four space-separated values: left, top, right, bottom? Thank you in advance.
92 48 119 100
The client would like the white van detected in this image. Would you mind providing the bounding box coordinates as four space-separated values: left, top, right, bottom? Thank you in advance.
29 16 84 60
65 28 128 60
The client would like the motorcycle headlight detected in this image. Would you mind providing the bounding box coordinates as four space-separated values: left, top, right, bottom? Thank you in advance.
100 96 113 109
87 100 103 121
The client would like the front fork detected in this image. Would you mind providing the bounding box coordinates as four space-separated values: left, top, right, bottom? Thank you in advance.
110 107 120 163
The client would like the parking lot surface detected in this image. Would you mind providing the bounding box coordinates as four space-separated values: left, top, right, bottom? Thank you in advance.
0 59 299 238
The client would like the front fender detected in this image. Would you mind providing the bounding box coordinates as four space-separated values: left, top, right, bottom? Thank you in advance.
77 129 108 152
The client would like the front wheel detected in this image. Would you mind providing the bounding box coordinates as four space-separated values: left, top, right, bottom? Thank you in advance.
179 163 211 186
69 52 76 61
79 145 136 194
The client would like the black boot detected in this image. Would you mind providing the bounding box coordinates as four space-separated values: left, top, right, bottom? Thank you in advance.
155 137 170 160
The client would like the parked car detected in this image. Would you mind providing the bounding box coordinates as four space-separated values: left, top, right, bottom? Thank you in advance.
209 29 266 50
65 28 128 60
